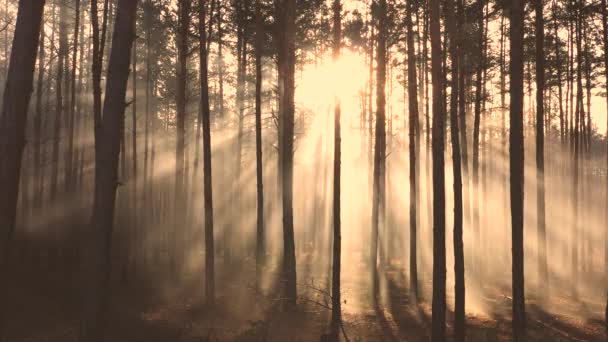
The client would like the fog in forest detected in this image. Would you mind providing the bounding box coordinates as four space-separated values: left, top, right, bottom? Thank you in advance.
1 0 607 341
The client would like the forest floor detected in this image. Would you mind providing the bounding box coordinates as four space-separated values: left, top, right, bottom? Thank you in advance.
4 252 607 342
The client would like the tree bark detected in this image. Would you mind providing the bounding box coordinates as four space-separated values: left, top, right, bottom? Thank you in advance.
445 0 465 338
254 0 264 294
330 0 342 337
509 0 526 338
50 0 68 200
276 0 297 309
199 0 215 307
430 0 446 338
0 1 45 340
79 1 138 340
406 0 419 302
370 0 387 305
534 0 548 291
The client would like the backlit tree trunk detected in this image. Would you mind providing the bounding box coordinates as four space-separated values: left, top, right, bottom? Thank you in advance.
430 0 446 338
509 0 526 338
79 1 138 340
0 1 45 340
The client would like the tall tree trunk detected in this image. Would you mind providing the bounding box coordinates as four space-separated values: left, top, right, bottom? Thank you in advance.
174 0 190 274
509 0 526 338
330 0 342 337
572 0 584 297
199 0 215 307
472 0 484 258
554 0 565 144
445 0 464 338
254 0 264 293
66 0 81 193
370 0 387 305
430 0 446 337
50 0 68 200
0 1 45 340
276 0 297 309
33 28 45 209
406 0 419 302
79 1 138 340
534 0 548 291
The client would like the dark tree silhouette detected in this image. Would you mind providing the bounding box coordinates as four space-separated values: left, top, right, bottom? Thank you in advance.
406 0 419 302
254 0 264 294
79 0 138 340
371 0 388 305
0 2 46 340
199 0 215 307
509 0 526 338
534 0 548 290
330 0 342 338
430 0 446 338
445 0 465 338
276 0 297 309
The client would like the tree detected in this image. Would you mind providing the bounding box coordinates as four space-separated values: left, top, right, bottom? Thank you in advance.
174 0 191 273
254 0 264 294
199 0 215 307
330 0 342 338
276 0 297 309
534 0 548 291
406 0 419 301
430 0 446 338
79 0 138 340
50 0 67 200
0 1 46 340
66 0 81 193
509 0 526 338
371 0 388 305
445 0 464 338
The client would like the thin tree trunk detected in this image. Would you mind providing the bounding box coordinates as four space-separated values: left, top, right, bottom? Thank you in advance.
0 1 45 340
509 0 526 338
430 0 446 337
50 0 68 200
66 0 81 193
254 0 264 293
199 0 215 306
370 0 387 306
534 0 548 291
329 0 342 337
446 0 464 338
33 28 45 209
277 0 297 309
406 0 419 302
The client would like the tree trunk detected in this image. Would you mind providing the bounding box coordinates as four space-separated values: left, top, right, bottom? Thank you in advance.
199 0 215 307
174 0 191 274
534 0 548 291
66 0 81 193
276 0 297 309
370 0 387 305
0 1 45 340
50 0 68 200
33 28 45 209
445 0 464 338
79 1 138 340
430 0 446 337
329 0 342 337
509 0 526 338
254 0 264 294
406 0 419 302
